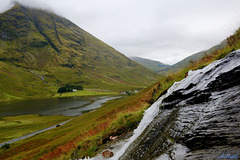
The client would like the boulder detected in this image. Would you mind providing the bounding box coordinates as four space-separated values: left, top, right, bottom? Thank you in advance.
102 150 114 158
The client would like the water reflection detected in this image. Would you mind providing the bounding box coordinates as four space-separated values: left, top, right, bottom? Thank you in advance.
0 96 117 117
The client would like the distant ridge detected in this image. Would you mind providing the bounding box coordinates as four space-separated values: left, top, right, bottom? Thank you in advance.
130 40 227 75
129 57 170 73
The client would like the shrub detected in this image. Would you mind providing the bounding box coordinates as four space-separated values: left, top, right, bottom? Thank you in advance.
1 143 10 150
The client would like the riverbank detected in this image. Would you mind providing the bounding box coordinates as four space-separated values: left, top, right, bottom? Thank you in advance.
0 114 71 144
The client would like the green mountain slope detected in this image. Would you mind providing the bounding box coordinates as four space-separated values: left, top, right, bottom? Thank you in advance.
0 4 157 101
129 56 170 73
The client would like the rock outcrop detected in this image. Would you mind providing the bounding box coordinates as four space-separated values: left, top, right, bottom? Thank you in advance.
119 50 240 160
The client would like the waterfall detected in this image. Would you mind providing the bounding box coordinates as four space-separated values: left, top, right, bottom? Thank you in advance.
112 81 183 159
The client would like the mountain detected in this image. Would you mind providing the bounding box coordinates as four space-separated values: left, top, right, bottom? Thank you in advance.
0 4 157 101
170 40 227 70
129 56 170 73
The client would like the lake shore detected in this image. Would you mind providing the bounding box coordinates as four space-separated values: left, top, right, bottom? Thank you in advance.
53 89 119 98
0 89 120 104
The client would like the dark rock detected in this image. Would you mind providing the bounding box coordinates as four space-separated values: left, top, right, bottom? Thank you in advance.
119 50 240 160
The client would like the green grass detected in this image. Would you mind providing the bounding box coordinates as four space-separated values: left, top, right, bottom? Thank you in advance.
0 114 71 143
0 61 57 102
53 89 119 98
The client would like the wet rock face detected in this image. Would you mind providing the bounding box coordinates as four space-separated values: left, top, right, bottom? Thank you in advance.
176 85 240 159
120 50 240 160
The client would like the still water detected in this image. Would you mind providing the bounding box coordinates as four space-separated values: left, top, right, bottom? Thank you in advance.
0 96 117 117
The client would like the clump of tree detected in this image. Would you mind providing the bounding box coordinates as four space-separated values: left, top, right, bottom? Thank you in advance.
57 87 72 93
57 84 83 93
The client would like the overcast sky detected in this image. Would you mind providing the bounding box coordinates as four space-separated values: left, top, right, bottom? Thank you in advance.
1 0 240 64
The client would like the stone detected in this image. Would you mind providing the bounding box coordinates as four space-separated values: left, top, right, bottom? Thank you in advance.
109 136 118 140
102 150 114 158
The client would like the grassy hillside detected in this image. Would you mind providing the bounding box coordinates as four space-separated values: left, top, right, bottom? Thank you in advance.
130 56 170 73
0 4 157 101
0 61 56 101
0 114 71 143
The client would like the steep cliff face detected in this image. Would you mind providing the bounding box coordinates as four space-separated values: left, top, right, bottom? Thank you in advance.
118 50 240 160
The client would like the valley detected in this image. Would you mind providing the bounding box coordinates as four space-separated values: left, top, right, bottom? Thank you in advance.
0 2 240 160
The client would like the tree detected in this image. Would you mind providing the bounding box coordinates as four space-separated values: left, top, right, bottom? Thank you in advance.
58 87 67 93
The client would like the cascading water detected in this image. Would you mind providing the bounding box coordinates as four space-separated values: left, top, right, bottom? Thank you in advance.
87 50 240 160
113 82 182 159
